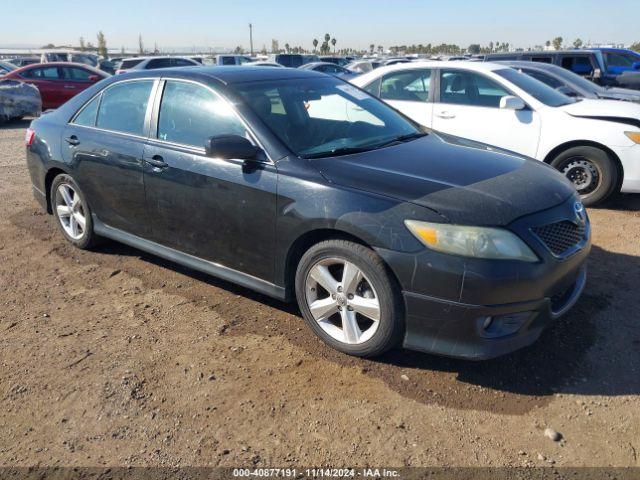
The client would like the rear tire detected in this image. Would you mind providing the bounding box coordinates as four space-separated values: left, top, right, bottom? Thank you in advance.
295 239 404 357
50 174 99 250
550 146 619 206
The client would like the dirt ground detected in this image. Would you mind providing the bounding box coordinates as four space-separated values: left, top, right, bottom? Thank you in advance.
0 118 639 469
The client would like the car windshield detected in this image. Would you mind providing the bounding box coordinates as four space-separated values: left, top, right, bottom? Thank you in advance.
233 77 424 158
495 68 576 107
547 66 602 94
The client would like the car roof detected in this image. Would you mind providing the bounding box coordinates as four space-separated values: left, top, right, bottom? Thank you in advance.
11 62 107 74
496 60 562 71
371 60 505 73
115 65 327 84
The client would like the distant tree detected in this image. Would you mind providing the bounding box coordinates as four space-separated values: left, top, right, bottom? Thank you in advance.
573 38 583 48
138 35 145 55
369 44 375 54
79 37 86 51
313 38 318 52
468 44 481 55
488 41 494 52
261 45 267 55
552 36 563 50
631 41 640 53
377 45 383 54
234 46 244 54
42 43 55 49
121 46 125 55
284 43 290 53
271 39 279 53
97 31 107 58
545 40 551 47
331 37 337 53
86 42 95 50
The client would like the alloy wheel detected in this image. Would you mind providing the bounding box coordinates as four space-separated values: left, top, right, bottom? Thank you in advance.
305 257 380 345
55 184 87 241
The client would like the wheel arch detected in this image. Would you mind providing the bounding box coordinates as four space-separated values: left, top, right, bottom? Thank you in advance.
283 228 402 301
44 166 70 214
542 140 624 192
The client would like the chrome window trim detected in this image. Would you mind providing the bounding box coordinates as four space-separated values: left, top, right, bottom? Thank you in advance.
69 76 274 164
69 77 159 136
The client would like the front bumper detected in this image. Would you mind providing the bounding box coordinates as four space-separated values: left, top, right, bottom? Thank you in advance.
401 266 586 360
612 144 640 193
375 195 591 360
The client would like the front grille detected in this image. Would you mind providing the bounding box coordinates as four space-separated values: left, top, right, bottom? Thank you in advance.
532 220 586 256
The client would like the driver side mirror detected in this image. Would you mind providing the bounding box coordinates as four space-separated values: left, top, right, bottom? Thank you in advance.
591 68 602 79
205 135 260 160
632 62 640 71
499 95 526 111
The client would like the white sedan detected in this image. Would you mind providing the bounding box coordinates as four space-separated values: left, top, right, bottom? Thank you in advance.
351 61 640 205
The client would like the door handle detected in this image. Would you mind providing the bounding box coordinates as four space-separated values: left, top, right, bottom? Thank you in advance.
435 111 456 119
145 155 168 169
64 85 76 89
65 135 80 146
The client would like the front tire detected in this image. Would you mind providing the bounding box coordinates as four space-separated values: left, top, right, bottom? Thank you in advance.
50 174 98 249
295 239 404 357
550 146 619 206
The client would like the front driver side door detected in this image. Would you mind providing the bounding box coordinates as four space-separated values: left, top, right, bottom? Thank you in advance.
432 69 540 158
142 79 277 282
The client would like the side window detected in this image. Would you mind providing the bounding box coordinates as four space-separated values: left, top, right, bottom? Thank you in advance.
22 67 60 79
157 81 248 148
221 57 236 65
173 58 195 67
561 56 594 76
605 53 634 68
96 81 153 135
528 56 553 64
523 70 563 89
73 94 101 127
363 78 381 97
146 58 172 69
380 70 431 102
440 70 510 108
62 67 92 81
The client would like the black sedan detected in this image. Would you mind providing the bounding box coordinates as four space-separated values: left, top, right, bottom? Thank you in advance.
25 67 590 360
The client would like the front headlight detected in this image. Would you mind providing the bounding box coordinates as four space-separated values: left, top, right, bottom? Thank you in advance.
405 220 538 262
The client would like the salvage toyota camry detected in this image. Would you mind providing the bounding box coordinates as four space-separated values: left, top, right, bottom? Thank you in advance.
25 67 590 359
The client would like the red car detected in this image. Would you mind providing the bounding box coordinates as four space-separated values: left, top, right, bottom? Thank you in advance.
3 62 108 109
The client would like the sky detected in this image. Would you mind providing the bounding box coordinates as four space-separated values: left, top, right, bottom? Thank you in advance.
2 0 638 52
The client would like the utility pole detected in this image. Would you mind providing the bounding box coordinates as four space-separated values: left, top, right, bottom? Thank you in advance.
249 23 254 56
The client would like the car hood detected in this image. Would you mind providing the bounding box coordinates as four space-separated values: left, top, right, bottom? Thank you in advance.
559 97 640 119
311 132 576 226
598 87 640 102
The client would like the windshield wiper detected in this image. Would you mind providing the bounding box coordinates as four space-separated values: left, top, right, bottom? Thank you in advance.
302 146 373 159
370 132 428 149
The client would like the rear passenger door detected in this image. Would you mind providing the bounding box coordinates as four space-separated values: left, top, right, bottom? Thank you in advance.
62 79 157 237
377 69 434 127
142 79 277 281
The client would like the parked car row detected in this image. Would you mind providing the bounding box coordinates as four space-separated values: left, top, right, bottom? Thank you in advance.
26 66 591 360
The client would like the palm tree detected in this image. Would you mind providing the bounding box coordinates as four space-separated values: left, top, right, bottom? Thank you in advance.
369 44 374 54
284 43 290 53
313 38 318 52
331 37 337 53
